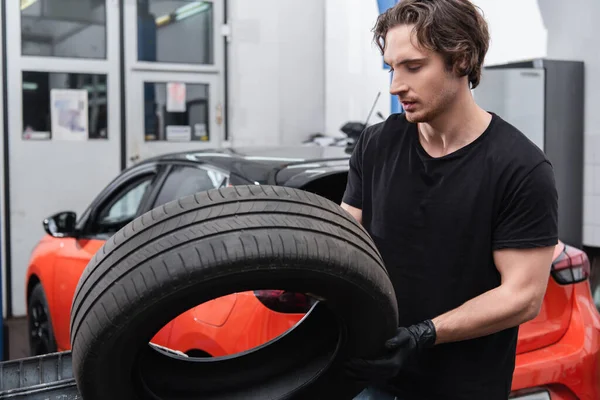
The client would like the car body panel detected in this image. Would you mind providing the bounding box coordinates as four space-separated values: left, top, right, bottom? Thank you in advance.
276 161 350 188
191 294 238 327
226 293 303 355
150 146 352 186
512 280 600 398
516 277 573 355
51 237 104 351
164 292 302 357
165 312 228 357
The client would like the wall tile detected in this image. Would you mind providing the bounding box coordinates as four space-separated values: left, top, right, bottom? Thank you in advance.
585 165 594 195
585 134 600 165
584 195 600 225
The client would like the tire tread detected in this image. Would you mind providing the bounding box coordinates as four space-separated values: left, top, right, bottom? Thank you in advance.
69 186 395 400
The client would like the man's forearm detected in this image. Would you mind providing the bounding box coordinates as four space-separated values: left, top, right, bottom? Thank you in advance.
431 285 540 345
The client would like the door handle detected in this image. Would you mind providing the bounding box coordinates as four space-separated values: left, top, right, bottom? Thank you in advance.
130 154 140 163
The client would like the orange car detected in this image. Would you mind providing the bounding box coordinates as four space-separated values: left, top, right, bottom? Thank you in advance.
25 146 348 358
26 147 600 399
510 242 600 399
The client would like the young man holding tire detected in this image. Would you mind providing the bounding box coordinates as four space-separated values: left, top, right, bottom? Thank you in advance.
341 1 558 399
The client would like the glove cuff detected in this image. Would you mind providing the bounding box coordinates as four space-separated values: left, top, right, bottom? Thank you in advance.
410 319 437 349
421 319 437 348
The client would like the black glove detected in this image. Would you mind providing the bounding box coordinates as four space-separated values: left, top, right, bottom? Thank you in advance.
344 320 437 383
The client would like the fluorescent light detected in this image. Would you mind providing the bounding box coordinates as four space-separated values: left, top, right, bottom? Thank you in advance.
154 2 210 26
22 82 38 91
175 3 211 21
175 2 205 15
20 0 38 10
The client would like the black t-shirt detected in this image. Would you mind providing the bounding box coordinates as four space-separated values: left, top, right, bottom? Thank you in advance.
342 112 558 400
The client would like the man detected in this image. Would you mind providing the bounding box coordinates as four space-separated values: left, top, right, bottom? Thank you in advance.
341 1 558 399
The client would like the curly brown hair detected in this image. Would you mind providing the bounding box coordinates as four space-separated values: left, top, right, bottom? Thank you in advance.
373 0 490 89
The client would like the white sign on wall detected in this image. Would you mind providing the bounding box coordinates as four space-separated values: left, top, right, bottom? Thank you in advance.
50 89 89 141
166 125 192 141
167 82 186 112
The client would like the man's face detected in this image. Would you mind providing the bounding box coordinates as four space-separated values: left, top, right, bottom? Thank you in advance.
383 24 464 123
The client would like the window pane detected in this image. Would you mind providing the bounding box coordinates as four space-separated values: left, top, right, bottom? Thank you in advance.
100 180 152 224
22 71 108 140
94 177 153 236
143 82 209 142
138 1 214 64
21 0 107 59
153 166 226 208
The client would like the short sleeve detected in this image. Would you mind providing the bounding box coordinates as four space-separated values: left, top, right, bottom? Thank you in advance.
492 161 558 250
342 130 365 209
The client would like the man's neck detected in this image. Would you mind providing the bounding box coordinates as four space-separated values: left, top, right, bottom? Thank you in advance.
417 90 492 158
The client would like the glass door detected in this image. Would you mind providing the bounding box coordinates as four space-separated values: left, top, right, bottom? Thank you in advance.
127 71 221 163
124 0 225 166
6 0 122 317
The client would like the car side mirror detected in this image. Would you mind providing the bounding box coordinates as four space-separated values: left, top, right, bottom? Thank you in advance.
43 211 77 238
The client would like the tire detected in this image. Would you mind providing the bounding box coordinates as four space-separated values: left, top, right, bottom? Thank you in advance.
28 283 58 356
70 185 398 400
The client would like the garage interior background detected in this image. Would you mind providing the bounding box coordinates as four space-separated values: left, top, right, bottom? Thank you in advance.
0 0 596 326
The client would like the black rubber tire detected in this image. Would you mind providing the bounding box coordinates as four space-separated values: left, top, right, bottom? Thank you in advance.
69 185 398 400
28 283 58 356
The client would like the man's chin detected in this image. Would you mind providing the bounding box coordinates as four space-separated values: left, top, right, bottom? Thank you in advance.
404 110 424 123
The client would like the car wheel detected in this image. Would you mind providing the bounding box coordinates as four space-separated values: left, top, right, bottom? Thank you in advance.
28 283 57 356
70 185 398 400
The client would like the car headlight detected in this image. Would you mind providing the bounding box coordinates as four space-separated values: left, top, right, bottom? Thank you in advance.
510 391 551 400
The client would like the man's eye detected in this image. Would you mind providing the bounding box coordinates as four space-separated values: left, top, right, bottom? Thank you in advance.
407 66 421 72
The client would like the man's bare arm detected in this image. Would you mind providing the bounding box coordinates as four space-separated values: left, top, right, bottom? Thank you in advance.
341 202 363 224
431 245 554 345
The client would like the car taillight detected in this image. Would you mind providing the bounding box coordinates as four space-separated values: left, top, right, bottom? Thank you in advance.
253 290 314 313
551 245 590 285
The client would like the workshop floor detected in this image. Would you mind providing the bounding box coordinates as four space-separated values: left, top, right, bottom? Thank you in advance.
5 317 29 360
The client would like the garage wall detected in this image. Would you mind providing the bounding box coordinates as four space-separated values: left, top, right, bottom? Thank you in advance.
227 0 325 147
471 0 547 66
228 0 391 145
324 0 391 136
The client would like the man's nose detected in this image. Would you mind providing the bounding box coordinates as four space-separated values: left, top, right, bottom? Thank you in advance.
390 75 409 96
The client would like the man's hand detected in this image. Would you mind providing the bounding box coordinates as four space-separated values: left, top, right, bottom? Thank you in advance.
344 320 437 383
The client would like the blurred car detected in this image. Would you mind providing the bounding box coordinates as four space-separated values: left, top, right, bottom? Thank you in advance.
510 242 600 399
25 146 600 399
25 146 351 358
